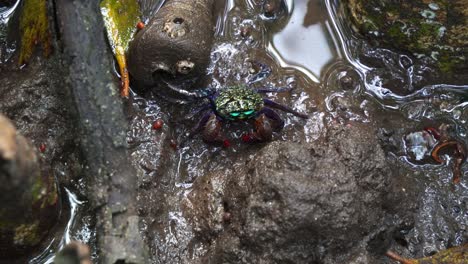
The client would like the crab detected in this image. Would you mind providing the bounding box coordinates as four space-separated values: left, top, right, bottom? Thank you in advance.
190 85 308 144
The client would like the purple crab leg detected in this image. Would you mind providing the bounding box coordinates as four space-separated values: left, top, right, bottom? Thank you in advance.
257 107 284 129
189 110 214 137
256 86 293 93
188 104 211 119
247 61 272 84
263 99 308 119
180 110 214 147
191 87 218 98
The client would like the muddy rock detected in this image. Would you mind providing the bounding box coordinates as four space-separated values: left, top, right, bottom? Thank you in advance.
128 0 216 88
184 122 413 263
0 114 59 260
0 57 81 189
346 0 468 76
0 53 81 260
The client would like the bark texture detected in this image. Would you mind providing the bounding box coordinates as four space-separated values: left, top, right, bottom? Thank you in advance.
128 0 215 88
55 1 149 263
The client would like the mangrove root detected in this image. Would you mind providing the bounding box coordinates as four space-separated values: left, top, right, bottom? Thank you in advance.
128 0 215 88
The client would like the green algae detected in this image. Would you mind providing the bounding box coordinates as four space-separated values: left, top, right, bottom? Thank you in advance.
346 0 467 75
13 222 40 246
387 244 468 264
31 172 57 209
100 0 141 53
18 0 50 65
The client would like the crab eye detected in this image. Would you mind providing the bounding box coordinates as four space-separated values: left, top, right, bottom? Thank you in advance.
230 112 240 117
244 110 255 116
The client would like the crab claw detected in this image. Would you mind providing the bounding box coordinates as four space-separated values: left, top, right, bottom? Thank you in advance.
242 114 273 144
254 114 273 141
202 114 225 144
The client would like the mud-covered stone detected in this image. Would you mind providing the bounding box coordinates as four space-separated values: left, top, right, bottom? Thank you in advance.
346 0 468 76
0 113 59 259
184 123 415 263
128 0 215 88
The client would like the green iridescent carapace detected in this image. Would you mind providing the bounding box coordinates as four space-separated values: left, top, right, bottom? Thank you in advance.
215 86 264 120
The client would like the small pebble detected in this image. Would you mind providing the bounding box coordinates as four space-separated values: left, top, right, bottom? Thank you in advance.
39 143 46 153
222 212 231 222
223 139 231 148
152 119 164 130
137 21 145 30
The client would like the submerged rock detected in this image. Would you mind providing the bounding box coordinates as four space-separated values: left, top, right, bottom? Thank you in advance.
346 0 467 76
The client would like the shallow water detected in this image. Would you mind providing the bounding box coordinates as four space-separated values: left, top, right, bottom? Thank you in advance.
0 0 19 62
6 0 465 262
128 0 468 261
327 0 468 258
29 190 89 264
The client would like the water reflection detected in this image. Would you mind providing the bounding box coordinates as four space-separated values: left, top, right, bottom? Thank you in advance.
268 0 336 82
325 0 468 258
0 0 19 62
29 189 85 264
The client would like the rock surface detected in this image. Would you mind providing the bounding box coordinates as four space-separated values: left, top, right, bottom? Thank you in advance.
128 0 216 88
346 0 467 76
0 113 59 260
182 122 415 263
0 55 77 261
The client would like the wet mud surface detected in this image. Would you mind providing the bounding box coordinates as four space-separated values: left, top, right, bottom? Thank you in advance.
0 0 467 263
0 56 85 262
128 0 468 263
121 0 468 263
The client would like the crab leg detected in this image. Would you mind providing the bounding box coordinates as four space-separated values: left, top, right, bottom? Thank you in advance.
187 103 212 119
263 99 308 119
255 113 275 141
256 87 293 93
189 111 213 137
247 61 272 84
202 114 224 143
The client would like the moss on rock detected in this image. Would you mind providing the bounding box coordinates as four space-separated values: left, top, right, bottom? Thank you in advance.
346 0 467 75
18 0 51 65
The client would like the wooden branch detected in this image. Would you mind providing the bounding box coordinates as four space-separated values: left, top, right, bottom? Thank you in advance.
54 1 149 263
